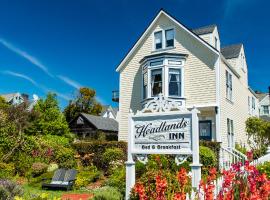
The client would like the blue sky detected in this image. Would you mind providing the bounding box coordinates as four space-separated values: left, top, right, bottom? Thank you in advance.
0 0 269 108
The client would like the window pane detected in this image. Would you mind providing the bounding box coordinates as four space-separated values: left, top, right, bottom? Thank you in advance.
169 68 181 96
150 60 163 66
151 69 162 96
165 29 174 47
154 31 162 49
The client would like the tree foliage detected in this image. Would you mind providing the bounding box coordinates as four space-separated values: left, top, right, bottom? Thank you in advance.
64 87 102 122
0 101 36 162
26 93 71 138
246 117 270 157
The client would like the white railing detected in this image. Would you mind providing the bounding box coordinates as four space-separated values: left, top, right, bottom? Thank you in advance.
251 146 270 166
220 147 247 170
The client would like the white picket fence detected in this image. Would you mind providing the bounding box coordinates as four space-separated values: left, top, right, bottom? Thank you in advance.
251 146 270 166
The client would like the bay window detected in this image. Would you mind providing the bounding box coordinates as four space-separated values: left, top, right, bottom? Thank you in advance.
169 68 181 96
141 54 186 102
151 69 163 96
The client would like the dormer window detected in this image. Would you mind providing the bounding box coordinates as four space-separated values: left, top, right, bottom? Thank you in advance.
154 31 163 50
165 29 174 47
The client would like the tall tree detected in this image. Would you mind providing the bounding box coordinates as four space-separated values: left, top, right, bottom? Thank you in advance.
27 93 71 137
64 87 102 122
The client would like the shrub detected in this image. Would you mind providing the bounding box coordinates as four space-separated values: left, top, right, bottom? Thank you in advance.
199 140 220 166
102 148 125 173
257 161 270 179
28 172 54 188
75 166 102 189
12 152 34 176
0 179 23 200
200 146 217 172
0 163 15 179
31 162 48 177
93 186 123 200
47 163 58 172
106 167 125 196
73 141 127 168
55 147 76 168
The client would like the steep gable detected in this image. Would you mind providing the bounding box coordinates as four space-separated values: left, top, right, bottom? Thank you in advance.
116 9 219 72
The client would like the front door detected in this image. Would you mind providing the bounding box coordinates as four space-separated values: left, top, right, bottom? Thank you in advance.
199 120 212 141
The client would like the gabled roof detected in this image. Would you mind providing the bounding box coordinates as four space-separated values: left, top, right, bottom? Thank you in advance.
221 44 243 59
1 93 20 102
256 93 268 102
100 105 119 118
192 24 217 35
116 9 219 72
81 113 118 132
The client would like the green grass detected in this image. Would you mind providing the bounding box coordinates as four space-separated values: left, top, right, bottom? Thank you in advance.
22 184 93 199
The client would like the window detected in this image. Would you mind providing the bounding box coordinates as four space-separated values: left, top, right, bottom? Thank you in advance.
227 118 234 148
165 29 174 47
169 68 181 96
214 37 218 49
199 120 212 140
151 69 163 96
248 96 251 114
143 68 147 99
154 31 162 50
263 106 269 115
226 71 232 101
252 97 255 110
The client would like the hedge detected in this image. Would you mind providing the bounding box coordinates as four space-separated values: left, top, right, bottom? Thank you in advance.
73 140 221 169
73 141 127 169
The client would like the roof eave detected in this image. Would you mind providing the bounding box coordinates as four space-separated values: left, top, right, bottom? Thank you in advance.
116 10 219 72
220 54 241 78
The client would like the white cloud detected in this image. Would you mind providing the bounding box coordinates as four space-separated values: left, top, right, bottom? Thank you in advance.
2 70 38 86
0 38 53 77
57 75 82 89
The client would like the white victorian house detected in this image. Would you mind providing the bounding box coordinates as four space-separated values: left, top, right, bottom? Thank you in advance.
115 10 258 154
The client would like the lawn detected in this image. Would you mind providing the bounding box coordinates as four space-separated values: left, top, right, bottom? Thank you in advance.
23 184 94 199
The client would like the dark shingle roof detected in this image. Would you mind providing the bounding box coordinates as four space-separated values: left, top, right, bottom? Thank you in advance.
260 115 270 122
81 113 118 132
256 93 268 101
221 44 243 59
192 24 217 35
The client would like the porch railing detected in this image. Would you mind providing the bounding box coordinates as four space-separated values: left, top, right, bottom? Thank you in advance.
220 147 247 170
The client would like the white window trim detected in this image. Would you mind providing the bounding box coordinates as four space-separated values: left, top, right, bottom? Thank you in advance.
226 70 233 102
152 27 176 51
141 57 185 101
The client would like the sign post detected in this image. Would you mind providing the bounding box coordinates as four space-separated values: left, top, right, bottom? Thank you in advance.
125 95 201 199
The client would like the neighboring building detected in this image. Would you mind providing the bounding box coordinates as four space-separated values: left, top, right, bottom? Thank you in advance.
256 91 270 121
1 92 26 105
69 113 118 140
115 10 258 150
1 92 39 110
100 105 119 121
